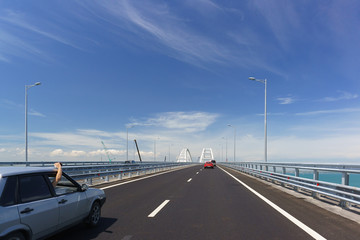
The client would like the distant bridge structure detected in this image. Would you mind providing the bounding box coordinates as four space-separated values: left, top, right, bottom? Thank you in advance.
199 148 214 163
176 148 193 162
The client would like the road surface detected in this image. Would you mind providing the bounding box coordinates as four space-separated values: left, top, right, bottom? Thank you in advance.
48 165 360 240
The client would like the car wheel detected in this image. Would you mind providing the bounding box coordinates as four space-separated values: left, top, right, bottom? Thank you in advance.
4 232 25 240
87 201 101 227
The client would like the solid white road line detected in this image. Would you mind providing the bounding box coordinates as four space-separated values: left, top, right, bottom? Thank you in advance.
148 200 170 218
218 166 327 240
100 166 192 190
187 178 192 182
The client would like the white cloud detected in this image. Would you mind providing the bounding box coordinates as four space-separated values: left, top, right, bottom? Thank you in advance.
15 148 24 156
88 149 106 156
77 129 117 138
89 149 125 156
79 0 250 69
252 0 301 50
0 9 82 48
6 111 219 161
3 108 360 163
0 99 22 109
269 135 360 161
66 150 87 157
225 132 360 163
50 149 64 157
48 148 138 161
320 91 358 102
0 99 45 117
29 109 46 117
0 28 47 62
121 1 232 65
32 131 106 148
130 111 219 133
277 97 295 105
51 149 99 158
295 108 360 116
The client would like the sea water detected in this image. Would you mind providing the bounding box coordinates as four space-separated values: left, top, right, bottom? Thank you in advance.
293 172 360 188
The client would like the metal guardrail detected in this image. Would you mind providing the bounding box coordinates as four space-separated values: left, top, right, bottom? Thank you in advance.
0 161 140 167
221 162 360 208
0 161 193 185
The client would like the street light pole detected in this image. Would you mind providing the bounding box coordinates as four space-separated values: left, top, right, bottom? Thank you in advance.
228 124 236 162
264 78 267 163
249 77 267 163
25 82 41 165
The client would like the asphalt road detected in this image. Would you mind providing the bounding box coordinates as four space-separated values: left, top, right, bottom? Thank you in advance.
48 165 360 240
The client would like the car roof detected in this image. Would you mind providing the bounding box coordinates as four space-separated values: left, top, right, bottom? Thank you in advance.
0 166 55 178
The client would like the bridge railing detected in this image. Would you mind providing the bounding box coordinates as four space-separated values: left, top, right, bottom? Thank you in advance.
221 162 360 208
0 161 193 185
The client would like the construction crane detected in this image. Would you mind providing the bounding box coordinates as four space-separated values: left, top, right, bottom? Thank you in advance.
101 141 114 162
134 139 142 162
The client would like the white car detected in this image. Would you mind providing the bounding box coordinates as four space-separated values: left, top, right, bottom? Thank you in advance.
0 166 106 240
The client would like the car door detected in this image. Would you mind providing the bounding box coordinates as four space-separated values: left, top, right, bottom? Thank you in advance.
51 174 89 229
17 174 59 240
0 176 20 236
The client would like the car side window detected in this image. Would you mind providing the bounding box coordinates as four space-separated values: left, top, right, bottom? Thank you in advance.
0 176 17 206
47 173 78 195
19 175 52 203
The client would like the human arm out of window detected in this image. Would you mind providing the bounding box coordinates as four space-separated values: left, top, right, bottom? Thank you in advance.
52 162 62 187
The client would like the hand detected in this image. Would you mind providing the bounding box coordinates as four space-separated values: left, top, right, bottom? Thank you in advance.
54 162 62 168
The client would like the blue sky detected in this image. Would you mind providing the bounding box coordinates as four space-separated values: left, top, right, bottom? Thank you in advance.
1 0 360 163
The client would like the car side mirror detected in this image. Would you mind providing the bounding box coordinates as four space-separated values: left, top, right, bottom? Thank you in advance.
81 184 89 192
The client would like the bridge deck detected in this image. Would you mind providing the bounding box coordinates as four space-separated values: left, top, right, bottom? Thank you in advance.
48 165 360 240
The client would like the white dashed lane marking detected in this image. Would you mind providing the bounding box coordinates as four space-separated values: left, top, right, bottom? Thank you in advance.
148 200 170 218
